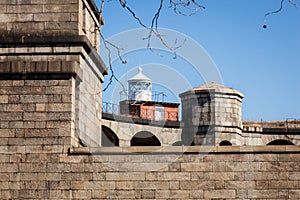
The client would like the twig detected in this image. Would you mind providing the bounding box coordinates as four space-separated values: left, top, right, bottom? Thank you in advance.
263 0 298 28
118 0 190 53
169 0 205 16
100 32 128 95
101 0 203 91
99 0 105 15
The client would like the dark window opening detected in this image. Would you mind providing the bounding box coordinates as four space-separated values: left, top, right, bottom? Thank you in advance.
267 139 294 145
219 140 232 146
172 141 184 146
101 125 119 146
131 131 161 146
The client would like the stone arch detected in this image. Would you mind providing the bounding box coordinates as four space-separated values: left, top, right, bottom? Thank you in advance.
172 141 184 146
102 125 119 146
267 139 294 145
131 131 161 146
219 140 232 146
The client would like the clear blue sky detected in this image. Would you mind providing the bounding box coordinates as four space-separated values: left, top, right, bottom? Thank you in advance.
98 0 300 121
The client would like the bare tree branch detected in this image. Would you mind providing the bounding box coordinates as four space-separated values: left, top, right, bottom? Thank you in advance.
100 0 200 92
100 0 298 92
263 0 298 28
118 0 148 29
99 0 105 15
287 0 298 7
169 0 205 16
117 0 189 55
100 32 128 94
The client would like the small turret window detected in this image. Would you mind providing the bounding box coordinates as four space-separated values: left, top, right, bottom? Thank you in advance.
131 131 161 146
220 140 232 146
267 140 294 145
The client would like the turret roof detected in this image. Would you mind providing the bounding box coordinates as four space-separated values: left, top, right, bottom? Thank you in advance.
128 67 151 82
180 82 244 98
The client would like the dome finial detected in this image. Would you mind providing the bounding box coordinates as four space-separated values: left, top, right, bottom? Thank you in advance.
128 67 151 82
138 67 142 74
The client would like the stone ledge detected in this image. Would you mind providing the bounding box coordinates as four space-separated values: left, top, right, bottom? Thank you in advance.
0 61 82 80
0 34 108 76
69 145 300 155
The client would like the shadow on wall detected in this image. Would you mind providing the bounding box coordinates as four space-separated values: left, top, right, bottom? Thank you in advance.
267 139 294 145
102 125 119 146
131 131 161 146
219 140 232 146
102 127 161 146
101 125 296 147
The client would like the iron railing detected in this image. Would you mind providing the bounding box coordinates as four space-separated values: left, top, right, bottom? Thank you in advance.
102 102 120 116
166 111 179 121
119 90 167 102
102 101 178 122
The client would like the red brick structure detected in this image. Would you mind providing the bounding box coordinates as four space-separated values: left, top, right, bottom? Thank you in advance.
120 100 179 122
119 67 180 122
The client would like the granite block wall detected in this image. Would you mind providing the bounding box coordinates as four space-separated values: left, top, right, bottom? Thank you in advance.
1 1 300 199
1 145 300 199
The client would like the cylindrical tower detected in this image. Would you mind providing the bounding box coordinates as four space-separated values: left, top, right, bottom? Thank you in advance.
179 82 244 146
128 67 152 102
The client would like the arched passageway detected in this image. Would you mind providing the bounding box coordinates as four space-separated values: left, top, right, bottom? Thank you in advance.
219 140 232 146
131 131 161 146
267 139 294 145
102 125 119 146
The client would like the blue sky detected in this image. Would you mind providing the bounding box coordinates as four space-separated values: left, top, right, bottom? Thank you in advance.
98 0 300 121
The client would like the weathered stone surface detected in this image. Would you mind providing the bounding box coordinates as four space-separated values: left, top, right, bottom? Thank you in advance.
248 189 278 199
1 0 300 199
204 189 236 199
181 162 213 172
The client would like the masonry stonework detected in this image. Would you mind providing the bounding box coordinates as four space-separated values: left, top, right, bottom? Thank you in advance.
0 0 106 148
1 0 300 199
180 82 244 146
1 144 300 199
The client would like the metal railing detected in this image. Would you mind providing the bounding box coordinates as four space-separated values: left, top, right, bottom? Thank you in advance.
166 111 179 121
102 101 178 122
102 102 120 116
119 90 167 102
140 109 155 120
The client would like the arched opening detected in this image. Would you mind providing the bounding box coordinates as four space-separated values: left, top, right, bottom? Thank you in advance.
219 140 232 146
172 141 184 146
131 131 161 146
101 125 119 146
267 139 294 145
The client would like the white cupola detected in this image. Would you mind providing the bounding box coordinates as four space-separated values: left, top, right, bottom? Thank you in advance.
128 67 152 101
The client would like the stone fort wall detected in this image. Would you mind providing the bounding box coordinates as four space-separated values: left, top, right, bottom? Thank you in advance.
1 143 300 199
0 0 300 199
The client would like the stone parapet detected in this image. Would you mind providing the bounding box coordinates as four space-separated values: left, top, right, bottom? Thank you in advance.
3 144 300 199
69 145 300 154
0 61 82 79
180 82 244 146
0 35 107 79
0 0 102 50
0 0 107 148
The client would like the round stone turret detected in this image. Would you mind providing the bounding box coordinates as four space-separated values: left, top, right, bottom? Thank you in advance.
128 67 152 102
179 82 244 146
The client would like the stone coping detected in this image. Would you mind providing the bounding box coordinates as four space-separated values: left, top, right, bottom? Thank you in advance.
179 82 244 99
0 35 108 76
69 145 300 155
